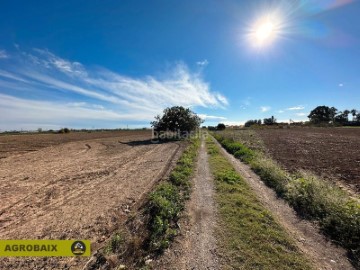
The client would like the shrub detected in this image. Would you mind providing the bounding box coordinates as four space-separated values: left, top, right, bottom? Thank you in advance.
58 127 70 134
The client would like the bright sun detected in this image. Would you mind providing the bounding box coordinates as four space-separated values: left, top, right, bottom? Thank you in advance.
255 21 275 42
249 15 282 47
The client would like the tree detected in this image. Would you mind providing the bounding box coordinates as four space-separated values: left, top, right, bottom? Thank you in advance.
244 119 259 127
151 106 203 134
357 113 360 123
351 109 357 121
335 110 350 124
263 116 276 125
216 123 226 130
334 112 346 124
308 106 336 124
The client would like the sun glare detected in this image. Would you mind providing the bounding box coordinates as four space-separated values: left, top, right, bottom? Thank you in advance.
255 21 275 42
249 15 282 48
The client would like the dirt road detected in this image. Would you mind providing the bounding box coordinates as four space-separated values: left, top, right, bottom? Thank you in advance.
180 139 218 269
0 134 182 269
153 138 219 270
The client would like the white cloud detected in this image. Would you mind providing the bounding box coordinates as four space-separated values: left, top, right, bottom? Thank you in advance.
278 110 284 113
286 105 305 111
222 120 245 126
93 104 105 110
0 93 151 130
296 112 306 116
339 83 344 87
260 106 271 112
0 50 9 59
0 49 228 130
198 114 227 121
196 59 209 66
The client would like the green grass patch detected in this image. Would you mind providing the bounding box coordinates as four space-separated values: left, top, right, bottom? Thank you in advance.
213 132 360 266
206 138 312 269
104 232 126 254
147 138 200 253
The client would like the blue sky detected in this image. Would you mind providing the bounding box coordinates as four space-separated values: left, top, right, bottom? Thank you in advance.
0 0 359 130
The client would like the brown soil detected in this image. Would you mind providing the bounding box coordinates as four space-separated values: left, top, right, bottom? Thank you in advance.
255 128 360 193
214 137 354 270
152 139 219 270
0 131 183 269
0 130 151 159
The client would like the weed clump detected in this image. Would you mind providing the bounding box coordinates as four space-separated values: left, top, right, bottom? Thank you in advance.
105 232 125 254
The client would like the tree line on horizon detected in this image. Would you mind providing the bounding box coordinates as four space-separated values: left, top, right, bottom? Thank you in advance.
243 106 360 128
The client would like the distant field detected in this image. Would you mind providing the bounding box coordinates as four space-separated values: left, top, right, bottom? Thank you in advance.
0 130 151 159
223 127 360 193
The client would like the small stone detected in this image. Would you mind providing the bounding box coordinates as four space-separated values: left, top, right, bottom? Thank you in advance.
145 259 153 265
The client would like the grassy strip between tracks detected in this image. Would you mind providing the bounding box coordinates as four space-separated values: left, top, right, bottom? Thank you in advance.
206 137 313 270
146 138 200 254
212 132 360 266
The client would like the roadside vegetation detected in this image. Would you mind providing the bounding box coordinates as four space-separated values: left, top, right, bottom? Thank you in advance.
212 131 360 266
147 138 199 253
206 136 313 269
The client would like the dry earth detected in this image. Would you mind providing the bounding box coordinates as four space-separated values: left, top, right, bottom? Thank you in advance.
0 131 182 269
255 128 360 193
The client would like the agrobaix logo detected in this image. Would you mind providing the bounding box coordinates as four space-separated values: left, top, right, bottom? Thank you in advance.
71 241 86 256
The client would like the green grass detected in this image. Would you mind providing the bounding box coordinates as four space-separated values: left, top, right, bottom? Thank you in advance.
213 132 360 266
206 137 313 270
147 138 200 253
104 232 126 254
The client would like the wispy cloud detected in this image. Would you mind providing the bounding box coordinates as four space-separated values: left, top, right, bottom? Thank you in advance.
286 105 305 111
0 49 228 130
296 112 307 116
196 59 209 67
260 106 271 112
0 50 9 59
198 114 227 121
278 110 284 113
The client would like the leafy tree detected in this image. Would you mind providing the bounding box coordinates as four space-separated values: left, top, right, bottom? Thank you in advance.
151 106 203 133
329 107 338 123
351 109 357 121
217 123 226 130
357 113 360 123
308 106 337 124
335 110 350 124
263 116 276 125
244 119 259 127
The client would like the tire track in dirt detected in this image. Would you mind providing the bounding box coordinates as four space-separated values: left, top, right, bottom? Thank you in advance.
212 136 354 270
0 141 150 214
154 138 219 270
